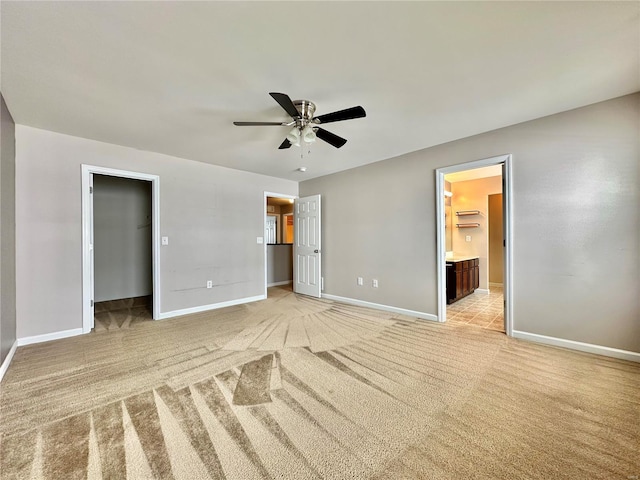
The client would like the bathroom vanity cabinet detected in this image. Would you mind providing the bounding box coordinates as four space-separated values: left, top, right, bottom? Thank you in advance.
446 257 479 304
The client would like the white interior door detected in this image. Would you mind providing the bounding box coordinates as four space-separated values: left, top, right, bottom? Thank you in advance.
294 194 321 297
265 215 277 244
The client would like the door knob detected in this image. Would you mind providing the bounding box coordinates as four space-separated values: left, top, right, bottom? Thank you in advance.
314 249 319 253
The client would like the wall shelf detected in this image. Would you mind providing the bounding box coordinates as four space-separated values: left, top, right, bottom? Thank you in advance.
456 223 480 228
456 210 480 216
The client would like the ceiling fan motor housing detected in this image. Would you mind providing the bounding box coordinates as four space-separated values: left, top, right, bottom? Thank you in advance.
293 100 316 126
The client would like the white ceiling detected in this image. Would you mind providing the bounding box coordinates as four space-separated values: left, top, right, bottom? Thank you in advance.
2 2 638 181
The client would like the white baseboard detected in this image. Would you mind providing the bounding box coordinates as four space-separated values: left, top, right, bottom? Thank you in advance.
322 294 438 322
475 288 490 295
18 328 85 347
0 340 18 383
512 330 640 363
267 281 292 287
157 294 266 320
489 282 503 288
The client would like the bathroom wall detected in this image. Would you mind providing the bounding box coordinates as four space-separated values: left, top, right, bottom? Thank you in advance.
450 175 502 290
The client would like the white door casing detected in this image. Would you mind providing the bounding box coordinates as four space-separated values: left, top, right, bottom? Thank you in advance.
294 194 321 298
435 154 513 336
263 192 297 297
89 173 95 328
81 165 161 333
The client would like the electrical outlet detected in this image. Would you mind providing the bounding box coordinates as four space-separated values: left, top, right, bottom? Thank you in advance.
357 277 363 286
465 235 472 242
372 279 379 288
206 280 213 289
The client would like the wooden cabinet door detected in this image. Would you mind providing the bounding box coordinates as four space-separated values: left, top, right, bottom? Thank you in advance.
461 261 469 295
474 265 479 289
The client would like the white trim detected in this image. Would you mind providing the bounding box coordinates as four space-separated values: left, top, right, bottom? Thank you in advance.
17 328 84 346
0 341 18 383
82 165 161 333
489 282 503 288
475 288 490 295
436 154 514 337
157 294 265 320
512 330 640 363
322 294 439 322
436 168 447 323
263 192 297 298
268 280 292 287
503 157 514 336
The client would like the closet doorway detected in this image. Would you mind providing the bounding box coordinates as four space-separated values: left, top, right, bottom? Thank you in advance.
81 165 160 333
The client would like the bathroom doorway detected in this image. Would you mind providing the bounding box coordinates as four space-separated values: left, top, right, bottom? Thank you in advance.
436 154 513 336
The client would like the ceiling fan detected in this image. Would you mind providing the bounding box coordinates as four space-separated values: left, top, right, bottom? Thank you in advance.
233 92 366 149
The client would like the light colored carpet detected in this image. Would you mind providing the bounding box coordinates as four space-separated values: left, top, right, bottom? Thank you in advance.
1 286 638 479
93 296 152 332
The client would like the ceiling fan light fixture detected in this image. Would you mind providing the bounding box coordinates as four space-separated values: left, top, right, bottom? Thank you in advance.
286 127 301 147
302 125 316 144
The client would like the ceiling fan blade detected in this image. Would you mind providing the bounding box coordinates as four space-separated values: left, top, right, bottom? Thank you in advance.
233 121 288 126
278 139 292 149
269 92 300 119
315 128 347 148
313 106 366 124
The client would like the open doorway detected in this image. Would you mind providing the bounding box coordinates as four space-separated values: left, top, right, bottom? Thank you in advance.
264 193 296 297
92 175 153 331
436 154 513 336
444 166 503 331
81 165 160 334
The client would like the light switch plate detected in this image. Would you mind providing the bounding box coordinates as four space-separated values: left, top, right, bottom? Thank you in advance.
257 237 264 244
161 236 169 245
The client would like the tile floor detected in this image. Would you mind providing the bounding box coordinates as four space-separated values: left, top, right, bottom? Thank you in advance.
447 285 505 332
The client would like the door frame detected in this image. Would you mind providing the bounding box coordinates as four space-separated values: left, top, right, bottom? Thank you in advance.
264 192 297 297
435 154 514 336
81 165 161 333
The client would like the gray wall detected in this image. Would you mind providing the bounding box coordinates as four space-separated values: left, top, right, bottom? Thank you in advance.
93 175 152 302
15 126 297 338
300 93 640 353
0 94 17 362
267 244 293 286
